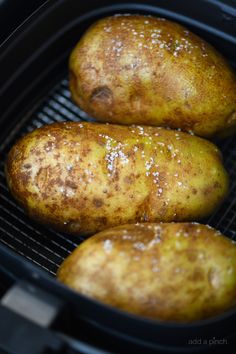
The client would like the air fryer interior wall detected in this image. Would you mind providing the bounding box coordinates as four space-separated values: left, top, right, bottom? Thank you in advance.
0 0 236 353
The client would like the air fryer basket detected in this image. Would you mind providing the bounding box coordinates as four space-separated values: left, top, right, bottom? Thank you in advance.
0 0 236 353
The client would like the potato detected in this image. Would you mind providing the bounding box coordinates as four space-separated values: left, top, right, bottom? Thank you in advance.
70 15 236 137
6 122 228 235
57 223 236 322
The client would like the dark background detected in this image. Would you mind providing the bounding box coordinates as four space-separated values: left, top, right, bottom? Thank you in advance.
0 0 48 44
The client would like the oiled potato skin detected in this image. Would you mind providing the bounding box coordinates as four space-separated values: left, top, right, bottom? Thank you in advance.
6 122 228 235
57 223 236 321
70 15 236 137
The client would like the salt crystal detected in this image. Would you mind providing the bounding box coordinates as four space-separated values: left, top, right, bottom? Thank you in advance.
104 239 113 253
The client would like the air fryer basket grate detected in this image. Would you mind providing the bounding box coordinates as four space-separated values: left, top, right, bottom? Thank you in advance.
0 77 236 275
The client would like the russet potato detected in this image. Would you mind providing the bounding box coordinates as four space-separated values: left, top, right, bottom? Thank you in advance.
57 223 236 322
6 122 228 235
70 15 236 137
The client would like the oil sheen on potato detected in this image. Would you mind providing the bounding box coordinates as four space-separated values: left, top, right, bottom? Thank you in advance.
6 122 228 235
70 15 236 137
57 223 236 321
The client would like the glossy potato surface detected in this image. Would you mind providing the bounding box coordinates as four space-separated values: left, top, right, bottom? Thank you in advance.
6 122 228 235
70 15 236 137
57 223 236 321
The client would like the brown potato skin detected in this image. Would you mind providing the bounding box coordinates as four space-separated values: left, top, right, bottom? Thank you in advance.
57 223 236 322
70 15 236 137
5 122 228 235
